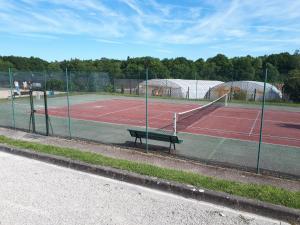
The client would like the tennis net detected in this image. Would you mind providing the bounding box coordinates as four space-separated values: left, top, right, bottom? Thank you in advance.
173 94 228 134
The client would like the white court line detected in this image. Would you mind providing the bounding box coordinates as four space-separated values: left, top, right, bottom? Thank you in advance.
178 129 300 149
189 126 300 142
211 114 256 121
226 105 300 114
208 114 300 125
208 138 226 160
256 133 300 142
249 111 260 136
45 113 300 148
190 126 252 136
13 102 45 108
95 104 144 118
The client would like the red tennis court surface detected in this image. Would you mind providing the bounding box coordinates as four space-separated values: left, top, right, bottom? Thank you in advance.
46 99 300 148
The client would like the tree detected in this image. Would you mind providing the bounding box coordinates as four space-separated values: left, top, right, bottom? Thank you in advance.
0 51 299 91
283 69 300 102
252 57 263 81
232 57 255 81
206 54 233 81
0 59 14 71
201 62 217 80
194 58 205 79
47 61 62 72
95 58 123 78
166 57 195 79
266 63 280 83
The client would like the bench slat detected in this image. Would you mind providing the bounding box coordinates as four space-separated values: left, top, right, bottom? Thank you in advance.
128 129 183 153
128 129 182 143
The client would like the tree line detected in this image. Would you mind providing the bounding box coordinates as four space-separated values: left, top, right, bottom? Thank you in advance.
0 51 299 101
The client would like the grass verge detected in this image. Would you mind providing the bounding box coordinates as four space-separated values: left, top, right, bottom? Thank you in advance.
0 135 299 209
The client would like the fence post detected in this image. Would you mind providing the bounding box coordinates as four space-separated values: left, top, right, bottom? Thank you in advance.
43 90 49 136
145 66 149 153
173 113 177 135
44 71 47 90
8 68 16 129
196 80 198 99
65 68 72 138
256 68 268 174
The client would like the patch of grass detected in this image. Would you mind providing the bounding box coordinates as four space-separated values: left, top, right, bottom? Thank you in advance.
0 135 299 209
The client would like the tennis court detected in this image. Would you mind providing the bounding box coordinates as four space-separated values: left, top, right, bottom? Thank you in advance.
39 98 300 148
0 93 299 177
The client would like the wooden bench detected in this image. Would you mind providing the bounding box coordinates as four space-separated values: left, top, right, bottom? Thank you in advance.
128 129 183 153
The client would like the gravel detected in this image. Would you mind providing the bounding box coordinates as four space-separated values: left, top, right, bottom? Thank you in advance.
0 151 289 225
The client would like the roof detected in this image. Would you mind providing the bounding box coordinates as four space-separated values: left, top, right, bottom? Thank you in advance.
212 80 282 99
140 79 223 99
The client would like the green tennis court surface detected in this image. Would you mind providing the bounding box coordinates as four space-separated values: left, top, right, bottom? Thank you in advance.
0 93 299 178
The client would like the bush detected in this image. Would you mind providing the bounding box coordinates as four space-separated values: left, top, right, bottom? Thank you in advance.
233 90 247 100
104 84 114 93
46 79 65 91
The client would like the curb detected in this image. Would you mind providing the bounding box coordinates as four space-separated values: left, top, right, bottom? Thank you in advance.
0 144 299 224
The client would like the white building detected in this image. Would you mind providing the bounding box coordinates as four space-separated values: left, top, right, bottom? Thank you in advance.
139 79 223 99
209 81 282 101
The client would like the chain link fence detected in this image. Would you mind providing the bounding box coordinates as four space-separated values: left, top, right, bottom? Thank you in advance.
0 68 299 179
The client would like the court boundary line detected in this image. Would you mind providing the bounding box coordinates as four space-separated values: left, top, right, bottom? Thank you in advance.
94 104 144 118
44 109 300 144
47 105 300 127
188 126 300 142
224 104 300 114
208 138 226 160
249 111 260 136
44 109 173 124
31 113 300 149
178 130 300 149
31 98 300 148
210 114 300 125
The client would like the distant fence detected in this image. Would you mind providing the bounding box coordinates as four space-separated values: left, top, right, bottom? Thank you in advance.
0 68 299 179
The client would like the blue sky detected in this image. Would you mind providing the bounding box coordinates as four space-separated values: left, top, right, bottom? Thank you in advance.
0 0 299 61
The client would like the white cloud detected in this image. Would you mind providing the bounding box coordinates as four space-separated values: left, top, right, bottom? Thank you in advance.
0 0 299 54
119 0 143 15
155 48 172 54
95 38 122 44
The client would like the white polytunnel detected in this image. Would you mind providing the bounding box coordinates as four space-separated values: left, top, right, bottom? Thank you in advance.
209 81 282 101
139 79 223 99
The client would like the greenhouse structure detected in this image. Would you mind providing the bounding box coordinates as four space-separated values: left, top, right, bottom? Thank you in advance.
139 79 223 99
209 81 282 101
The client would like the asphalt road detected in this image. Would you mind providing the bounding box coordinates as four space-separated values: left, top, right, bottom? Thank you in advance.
0 151 288 225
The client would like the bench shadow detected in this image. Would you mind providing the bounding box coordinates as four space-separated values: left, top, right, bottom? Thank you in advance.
278 123 300 130
116 141 173 154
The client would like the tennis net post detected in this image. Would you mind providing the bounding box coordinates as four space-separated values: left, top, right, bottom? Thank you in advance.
173 112 177 135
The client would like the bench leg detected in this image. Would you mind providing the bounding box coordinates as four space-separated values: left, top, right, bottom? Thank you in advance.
139 137 142 144
169 142 176 153
134 137 137 145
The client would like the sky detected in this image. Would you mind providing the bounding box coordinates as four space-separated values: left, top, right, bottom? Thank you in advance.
0 0 299 62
